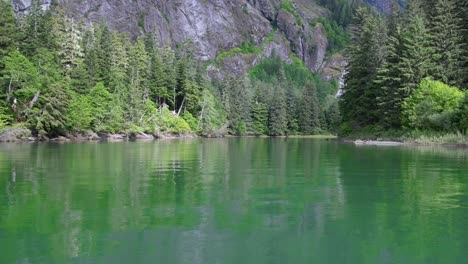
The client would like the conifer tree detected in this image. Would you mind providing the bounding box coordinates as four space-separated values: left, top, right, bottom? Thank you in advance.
399 14 434 95
53 10 83 75
161 44 177 108
94 20 112 86
109 33 129 95
375 26 405 127
127 37 149 124
300 80 320 134
268 85 287 136
340 7 386 127
0 1 18 59
251 89 268 135
431 0 466 87
286 87 300 134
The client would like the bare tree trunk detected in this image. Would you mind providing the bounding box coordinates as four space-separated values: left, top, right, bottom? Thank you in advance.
29 91 41 109
176 97 185 117
7 76 13 102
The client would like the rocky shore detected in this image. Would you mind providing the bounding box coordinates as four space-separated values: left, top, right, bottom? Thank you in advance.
0 126 202 143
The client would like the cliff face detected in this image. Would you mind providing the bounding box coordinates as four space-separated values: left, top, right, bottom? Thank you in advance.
364 0 403 13
11 0 340 79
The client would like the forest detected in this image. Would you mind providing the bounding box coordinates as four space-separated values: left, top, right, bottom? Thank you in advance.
340 0 468 142
0 1 341 139
0 0 467 142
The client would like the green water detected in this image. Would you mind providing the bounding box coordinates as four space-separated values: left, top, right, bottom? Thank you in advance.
0 139 467 264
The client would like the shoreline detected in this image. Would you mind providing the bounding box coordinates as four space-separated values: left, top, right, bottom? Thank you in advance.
339 138 468 148
0 126 338 143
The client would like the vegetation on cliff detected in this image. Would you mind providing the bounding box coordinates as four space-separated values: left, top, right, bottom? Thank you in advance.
0 0 340 139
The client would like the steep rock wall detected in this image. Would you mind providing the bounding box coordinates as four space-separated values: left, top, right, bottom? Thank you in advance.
12 0 335 79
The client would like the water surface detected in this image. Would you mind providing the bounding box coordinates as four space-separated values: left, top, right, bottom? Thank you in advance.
0 139 467 263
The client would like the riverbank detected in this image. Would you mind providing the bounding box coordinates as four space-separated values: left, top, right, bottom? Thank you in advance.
0 125 337 143
341 129 468 147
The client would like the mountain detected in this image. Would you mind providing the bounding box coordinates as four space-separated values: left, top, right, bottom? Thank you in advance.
11 0 347 79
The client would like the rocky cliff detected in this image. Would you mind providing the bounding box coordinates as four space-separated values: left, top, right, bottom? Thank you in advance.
12 0 350 79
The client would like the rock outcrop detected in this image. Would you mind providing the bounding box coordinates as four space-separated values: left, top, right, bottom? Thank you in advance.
0 126 33 142
11 0 339 79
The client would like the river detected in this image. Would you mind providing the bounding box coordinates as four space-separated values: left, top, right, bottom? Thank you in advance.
0 138 467 263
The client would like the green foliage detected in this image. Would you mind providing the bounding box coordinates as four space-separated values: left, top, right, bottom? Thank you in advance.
431 0 466 87
251 101 268 135
300 81 321 134
268 86 288 136
182 111 199 132
315 18 349 54
223 77 252 135
402 79 464 131
0 105 12 129
317 0 354 27
0 8 341 138
0 1 18 58
340 7 387 127
455 94 468 132
154 106 191 134
198 89 226 134
280 1 302 26
30 81 71 136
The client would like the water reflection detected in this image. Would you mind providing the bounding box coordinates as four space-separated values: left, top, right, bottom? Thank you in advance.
0 140 466 263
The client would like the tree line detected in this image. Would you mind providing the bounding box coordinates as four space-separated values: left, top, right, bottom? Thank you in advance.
340 0 468 134
0 0 340 138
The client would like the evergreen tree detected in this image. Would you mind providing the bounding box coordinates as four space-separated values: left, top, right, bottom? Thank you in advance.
161 44 177 108
94 20 112 86
127 37 149 125
286 87 300 134
198 88 225 134
325 101 341 133
300 81 320 134
224 77 251 135
0 1 18 59
251 88 268 136
431 0 466 87
268 85 287 136
30 80 71 136
340 7 386 127
399 14 434 95
109 33 129 96
53 10 83 75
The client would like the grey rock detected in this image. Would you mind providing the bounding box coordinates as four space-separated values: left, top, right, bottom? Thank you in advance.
0 126 32 142
320 53 347 81
11 0 335 78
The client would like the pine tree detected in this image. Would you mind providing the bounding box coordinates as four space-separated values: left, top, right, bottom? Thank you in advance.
375 26 405 127
0 1 18 59
431 0 466 87
161 43 177 108
286 87 300 134
224 77 251 135
268 85 287 136
340 7 387 127
53 9 83 76
325 101 341 133
300 80 320 134
94 20 112 86
109 33 129 95
399 14 434 95
251 89 268 135
30 80 71 136
127 37 149 124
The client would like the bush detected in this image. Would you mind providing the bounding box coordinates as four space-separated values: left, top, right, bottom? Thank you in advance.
454 94 468 132
154 106 191 134
182 111 199 132
402 78 464 131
